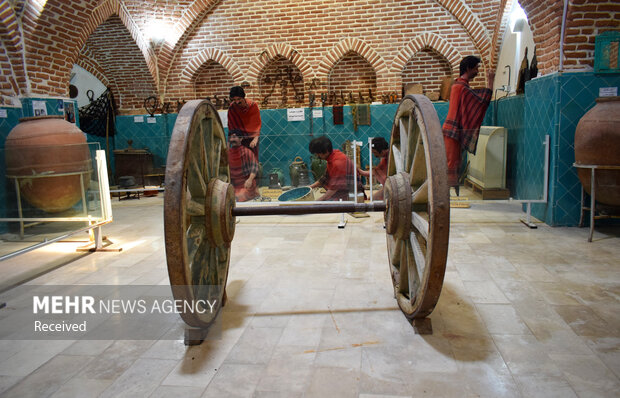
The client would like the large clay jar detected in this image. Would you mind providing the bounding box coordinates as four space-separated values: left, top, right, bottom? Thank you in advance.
574 96 620 206
5 116 92 213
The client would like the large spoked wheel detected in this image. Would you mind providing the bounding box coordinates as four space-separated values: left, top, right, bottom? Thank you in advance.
384 94 450 323
164 100 235 328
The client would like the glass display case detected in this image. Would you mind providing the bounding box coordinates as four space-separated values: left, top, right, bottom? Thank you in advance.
0 144 113 260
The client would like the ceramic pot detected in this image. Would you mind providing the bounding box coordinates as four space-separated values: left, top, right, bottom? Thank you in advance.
5 116 92 213
269 168 285 186
310 155 327 182
289 156 308 187
574 96 620 206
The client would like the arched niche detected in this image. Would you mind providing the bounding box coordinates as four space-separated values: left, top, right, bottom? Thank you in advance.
402 48 453 98
77 15 157 114
328 51 377 101
258 55 305 109
193 60 235 104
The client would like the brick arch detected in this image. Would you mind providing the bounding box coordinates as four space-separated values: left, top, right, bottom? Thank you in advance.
156 0 222 85
0 2 20 50
392 33 463 76
73 0 157 86
76 54 110 87
181 48 243 84
519 0 563 75
490 0 515 68
246 43 314 87
0 1 23 96
435 0 492 68
316 37 387 83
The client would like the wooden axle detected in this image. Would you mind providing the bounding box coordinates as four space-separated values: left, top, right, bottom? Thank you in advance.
232 201 387 217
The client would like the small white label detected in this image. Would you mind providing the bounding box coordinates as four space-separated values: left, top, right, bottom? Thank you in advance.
134 116 144 123
0 109 6 118
287 108 305 121
599 87 618 97
32 100 47 116
312 109 323 119
147 117 156 124
218 110 228 128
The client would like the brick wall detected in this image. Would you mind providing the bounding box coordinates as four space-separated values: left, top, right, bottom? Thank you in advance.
163 0 483 107
402 49 452 96
563 0 620 70
2 0 615 113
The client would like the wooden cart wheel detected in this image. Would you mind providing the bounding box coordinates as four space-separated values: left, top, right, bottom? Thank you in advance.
164 99 235 328
384 94 450 324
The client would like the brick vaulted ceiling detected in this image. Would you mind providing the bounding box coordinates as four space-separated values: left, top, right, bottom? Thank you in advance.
1 0 618 112
79 15 157 112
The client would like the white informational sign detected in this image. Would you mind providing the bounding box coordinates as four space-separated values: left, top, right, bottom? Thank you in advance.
287 108 305 121
32 100 47 116
599 87 618 97
312 109 323 119
134 116 144 123
147 117 157 124
218 110 228 128
0 109 7 118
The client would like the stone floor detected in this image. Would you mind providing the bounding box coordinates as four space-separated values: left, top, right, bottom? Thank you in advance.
0 193 618 397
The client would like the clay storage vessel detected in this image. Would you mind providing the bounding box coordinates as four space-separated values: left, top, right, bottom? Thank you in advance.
574 96 620 206
5 116 92 213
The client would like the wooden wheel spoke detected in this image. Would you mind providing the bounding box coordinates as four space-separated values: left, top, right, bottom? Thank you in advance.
211 140 222 180
190 157 207 194
411 180 428 204
188 225 207 286
411 211 429 241
186 197 205 216
391 145 404 173
187 124 208 197
410 130 426 188
390 235 402 267
408 232 425 291
398 238 409 294
399 117 409 172
199 119 211 181
405 113 418 173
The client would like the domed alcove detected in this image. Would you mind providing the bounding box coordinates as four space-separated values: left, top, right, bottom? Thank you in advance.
258 56 305 109
402 48 452 99
194 60 235 106
328 51 377 102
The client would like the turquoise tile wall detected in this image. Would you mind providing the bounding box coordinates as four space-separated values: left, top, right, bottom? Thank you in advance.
114 114 177 174
256 105 400 186
491 72 620 226
0 107 23 147
522 74 558 223
554 72 620 226
111 103 451 187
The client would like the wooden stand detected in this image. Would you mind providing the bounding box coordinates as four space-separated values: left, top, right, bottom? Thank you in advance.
574 164 620 242
464 178 510 200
